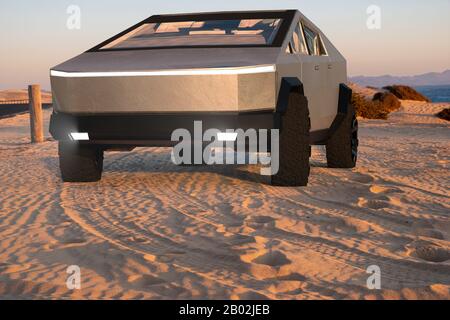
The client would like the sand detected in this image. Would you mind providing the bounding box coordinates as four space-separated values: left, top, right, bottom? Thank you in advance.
348 82 380 99
0 89 52 104
0 100 449 300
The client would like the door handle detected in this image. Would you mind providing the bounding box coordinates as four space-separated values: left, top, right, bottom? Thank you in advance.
314 65 320 71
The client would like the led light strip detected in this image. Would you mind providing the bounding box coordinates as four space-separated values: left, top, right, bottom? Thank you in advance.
70 132 89 141
50 65 276 78
217 132 238 142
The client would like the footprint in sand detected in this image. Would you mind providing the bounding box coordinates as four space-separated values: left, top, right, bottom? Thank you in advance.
413 246 450 263
408 241 450 263
357 198 390 210
252 251 291 267
243 197 264 209
351 173 375 184
245 216 275 229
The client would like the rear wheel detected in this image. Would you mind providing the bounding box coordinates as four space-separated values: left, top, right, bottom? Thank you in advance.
271 92 311 187
58 142 104 182
326 104 358 168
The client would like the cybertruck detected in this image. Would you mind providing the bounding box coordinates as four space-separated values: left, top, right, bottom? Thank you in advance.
50 10 358 186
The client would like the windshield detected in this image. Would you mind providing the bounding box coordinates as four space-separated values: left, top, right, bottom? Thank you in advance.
100 19 284 50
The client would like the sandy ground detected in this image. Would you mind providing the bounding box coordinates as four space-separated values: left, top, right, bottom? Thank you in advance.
0 101 449 300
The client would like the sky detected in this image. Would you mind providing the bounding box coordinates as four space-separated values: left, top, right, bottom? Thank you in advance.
0 0 449 90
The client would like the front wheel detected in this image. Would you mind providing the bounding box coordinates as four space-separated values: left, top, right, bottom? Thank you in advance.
58 142 104 182
271 91 311 187
326 104 358 168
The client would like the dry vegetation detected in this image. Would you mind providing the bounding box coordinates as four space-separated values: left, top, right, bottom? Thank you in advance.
436 108 450 121
350 83 435 120
373 92 401 111
352 91 401 120
383 85 431 102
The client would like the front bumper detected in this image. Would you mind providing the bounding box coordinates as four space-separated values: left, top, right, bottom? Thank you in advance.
49 111 275 146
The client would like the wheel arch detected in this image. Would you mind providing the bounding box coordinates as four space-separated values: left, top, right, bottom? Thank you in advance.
327 83 353 141
274 77 307 130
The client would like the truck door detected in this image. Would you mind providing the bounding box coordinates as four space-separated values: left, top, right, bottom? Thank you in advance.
300 23 332 131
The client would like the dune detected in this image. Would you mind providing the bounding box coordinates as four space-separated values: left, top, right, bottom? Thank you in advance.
0 89 52 104
348 82 379 99
0 99 448 300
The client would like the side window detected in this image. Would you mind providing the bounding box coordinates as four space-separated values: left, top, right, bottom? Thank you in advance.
303 25 327 56
317 36 327 55
286 22 308 55
292 23 308 54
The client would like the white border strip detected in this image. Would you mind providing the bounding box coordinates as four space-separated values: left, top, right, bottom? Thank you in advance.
50 65 276 78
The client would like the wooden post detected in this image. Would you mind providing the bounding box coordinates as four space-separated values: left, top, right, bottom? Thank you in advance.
28 84 44 143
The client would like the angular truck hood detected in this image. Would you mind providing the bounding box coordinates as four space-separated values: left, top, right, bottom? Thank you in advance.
52 47 281 73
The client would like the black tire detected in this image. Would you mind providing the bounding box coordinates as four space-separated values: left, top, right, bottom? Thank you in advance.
58 142 104 182
326 104 358 168
271 92 311 187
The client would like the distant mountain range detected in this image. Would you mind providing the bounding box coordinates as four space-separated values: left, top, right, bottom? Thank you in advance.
350 70 450 88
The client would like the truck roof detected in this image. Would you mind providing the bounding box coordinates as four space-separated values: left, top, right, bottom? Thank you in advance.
88 10 297 52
